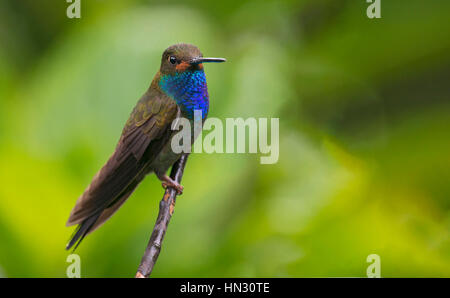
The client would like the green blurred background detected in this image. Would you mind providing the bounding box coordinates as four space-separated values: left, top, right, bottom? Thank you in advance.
0 0 449 277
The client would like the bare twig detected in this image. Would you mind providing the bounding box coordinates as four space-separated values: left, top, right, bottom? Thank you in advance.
135 154 189 278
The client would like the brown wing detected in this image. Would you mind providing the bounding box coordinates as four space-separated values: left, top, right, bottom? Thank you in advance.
66 90 178 227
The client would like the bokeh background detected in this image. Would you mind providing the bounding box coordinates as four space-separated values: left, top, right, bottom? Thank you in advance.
0 0 449 277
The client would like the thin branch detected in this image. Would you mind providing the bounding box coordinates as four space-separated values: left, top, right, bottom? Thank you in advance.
135 154 189 278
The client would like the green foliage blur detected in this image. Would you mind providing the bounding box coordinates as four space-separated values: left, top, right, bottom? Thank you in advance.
0 0 449 277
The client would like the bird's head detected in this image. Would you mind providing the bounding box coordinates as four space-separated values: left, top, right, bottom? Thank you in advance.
159 43 226 75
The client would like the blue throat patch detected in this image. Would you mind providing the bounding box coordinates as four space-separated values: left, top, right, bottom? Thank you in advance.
159 70 209 120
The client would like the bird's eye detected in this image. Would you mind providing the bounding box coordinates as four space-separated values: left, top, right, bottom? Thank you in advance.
169 56 177 65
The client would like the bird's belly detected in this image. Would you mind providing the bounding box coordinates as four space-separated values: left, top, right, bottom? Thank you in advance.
149 139 183 175
148 118 202 175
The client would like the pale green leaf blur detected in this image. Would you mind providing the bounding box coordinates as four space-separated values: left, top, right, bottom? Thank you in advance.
0 0 449 277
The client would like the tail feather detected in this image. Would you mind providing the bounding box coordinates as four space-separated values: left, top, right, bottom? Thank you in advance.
66 177 143 251
66 213 101 251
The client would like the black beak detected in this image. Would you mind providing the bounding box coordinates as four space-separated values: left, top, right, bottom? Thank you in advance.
190 57 226 65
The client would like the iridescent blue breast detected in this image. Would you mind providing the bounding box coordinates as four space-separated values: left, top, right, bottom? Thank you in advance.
159 70 209 120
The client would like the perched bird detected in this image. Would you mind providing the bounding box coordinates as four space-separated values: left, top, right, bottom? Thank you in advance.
66 43 225 250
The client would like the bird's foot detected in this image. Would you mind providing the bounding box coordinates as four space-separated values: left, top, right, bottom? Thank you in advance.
161 175 184 195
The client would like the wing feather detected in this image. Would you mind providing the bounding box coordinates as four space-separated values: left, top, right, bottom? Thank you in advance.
66 90 178 226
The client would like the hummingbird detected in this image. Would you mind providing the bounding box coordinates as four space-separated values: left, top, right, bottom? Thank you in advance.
66 43 225 250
